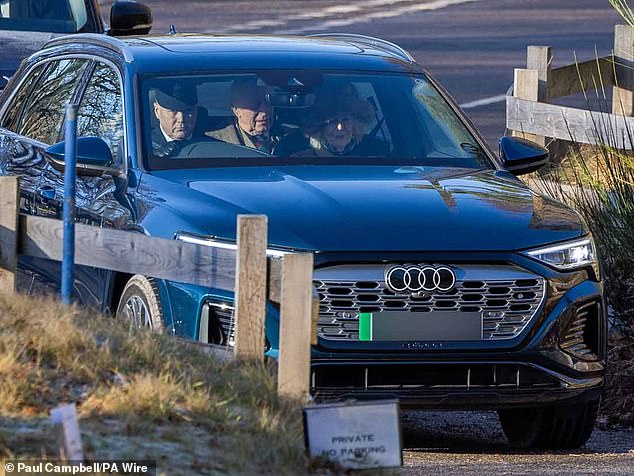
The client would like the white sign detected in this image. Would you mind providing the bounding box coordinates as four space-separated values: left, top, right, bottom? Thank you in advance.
303 400 402 469
50 403 84 461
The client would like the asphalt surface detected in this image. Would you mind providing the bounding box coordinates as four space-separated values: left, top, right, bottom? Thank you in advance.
98 1 634 473
400 411 634 475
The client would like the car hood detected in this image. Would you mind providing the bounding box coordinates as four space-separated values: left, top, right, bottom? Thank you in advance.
0 31 56 88
143 165 586 252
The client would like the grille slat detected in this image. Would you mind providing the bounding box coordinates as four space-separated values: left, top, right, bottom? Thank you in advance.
561 302 599 360
315 265 545 342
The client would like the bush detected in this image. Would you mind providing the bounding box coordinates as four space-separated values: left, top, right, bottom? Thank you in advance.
535 140 634 335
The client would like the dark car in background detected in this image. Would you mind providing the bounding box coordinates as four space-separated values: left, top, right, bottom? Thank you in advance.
0 0 151 88
0 32 606 450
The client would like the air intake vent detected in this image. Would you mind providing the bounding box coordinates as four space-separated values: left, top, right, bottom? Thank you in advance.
206 302 236 347
311 363 562 396
561 301 600 360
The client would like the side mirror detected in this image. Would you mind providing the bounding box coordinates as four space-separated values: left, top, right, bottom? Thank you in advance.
499 136 549 176
45 137 114 174
108 0 152 36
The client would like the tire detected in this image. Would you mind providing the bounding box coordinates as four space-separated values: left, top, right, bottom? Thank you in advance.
115 275 164 332
498 398 601 449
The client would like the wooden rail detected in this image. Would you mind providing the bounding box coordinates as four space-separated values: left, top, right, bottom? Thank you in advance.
549 57 615 99
0 175 315 400
507 97 634 150
19 214 285 301
507 24 634 150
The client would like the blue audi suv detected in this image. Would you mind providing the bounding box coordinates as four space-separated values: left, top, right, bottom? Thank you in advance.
0 32 606 449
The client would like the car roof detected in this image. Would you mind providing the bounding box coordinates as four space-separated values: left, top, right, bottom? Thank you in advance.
43 33 422 74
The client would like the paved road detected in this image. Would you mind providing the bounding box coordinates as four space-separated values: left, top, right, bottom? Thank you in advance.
401 411 634 475
100 1 634 473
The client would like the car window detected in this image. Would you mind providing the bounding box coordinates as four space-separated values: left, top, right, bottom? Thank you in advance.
412 80 479 158
17 58 88 144
0 63 46 131
141 71 492 170
77 62 123 165
0 0 88 33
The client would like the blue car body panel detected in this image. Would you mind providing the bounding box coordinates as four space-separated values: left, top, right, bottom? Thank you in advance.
140 166 585 252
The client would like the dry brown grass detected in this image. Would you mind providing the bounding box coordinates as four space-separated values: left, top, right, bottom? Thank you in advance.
603 334 634 427
0 292 374 475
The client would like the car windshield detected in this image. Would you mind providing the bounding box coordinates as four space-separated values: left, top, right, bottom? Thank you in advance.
0 0 88 33
142 71 493 170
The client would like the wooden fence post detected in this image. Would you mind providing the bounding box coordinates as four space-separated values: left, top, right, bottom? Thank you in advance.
512 68 540 143
0 176 19 293
613 24 634 116
234 215 268 360
527 46 552 147
277 252 314 400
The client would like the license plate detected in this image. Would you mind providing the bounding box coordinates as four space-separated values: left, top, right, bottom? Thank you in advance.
358 311 482 341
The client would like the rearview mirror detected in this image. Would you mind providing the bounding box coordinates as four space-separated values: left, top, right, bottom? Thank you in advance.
266 91 315 108
45 137 114 174
499 136 548 176
108 0 152 36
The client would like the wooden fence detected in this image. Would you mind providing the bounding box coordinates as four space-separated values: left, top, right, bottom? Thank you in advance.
0 175 315 400
507 24 634 150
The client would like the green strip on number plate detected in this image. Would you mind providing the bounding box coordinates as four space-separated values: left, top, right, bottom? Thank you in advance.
359 312 372 341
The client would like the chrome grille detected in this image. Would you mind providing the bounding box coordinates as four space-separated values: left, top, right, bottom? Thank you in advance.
314 264 546 341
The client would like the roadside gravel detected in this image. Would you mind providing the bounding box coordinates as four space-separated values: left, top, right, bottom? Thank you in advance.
401 411 634 475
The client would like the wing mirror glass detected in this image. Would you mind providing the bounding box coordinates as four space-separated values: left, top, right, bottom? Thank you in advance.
499 136 549 176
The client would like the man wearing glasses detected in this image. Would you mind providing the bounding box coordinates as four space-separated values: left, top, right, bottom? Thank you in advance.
207 79 279 154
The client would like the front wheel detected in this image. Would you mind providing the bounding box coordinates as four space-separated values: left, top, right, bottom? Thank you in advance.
498 398 601 449
115 275 164 332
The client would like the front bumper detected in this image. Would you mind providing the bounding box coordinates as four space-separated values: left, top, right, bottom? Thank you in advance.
309 360 603 409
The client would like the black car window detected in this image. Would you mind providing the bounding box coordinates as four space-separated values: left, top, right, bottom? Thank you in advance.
0 63 46 131
17 58 88 144
77 61 123 165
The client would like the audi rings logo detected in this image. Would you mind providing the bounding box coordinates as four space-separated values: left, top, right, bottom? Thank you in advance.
385 265 456 293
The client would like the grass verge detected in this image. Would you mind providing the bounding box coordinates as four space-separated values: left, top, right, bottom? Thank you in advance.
0 292 366 475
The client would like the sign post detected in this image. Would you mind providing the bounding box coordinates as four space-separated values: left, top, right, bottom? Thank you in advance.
62 103 77 305
50 403 84 462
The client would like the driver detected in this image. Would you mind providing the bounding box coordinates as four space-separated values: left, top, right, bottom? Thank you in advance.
206 79 279 153
151 83 205 157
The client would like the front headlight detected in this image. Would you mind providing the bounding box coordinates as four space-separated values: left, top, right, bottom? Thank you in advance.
523 237 597 272
174 231 290 258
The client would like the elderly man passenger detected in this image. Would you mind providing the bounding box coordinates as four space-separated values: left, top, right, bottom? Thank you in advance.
206 79 278 153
